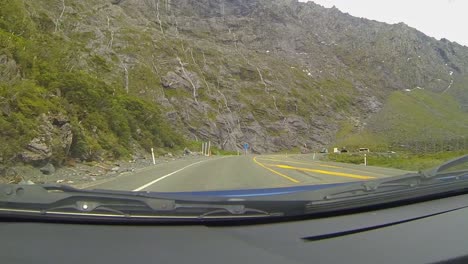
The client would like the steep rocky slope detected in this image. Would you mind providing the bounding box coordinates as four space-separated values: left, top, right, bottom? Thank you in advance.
1 0 468 166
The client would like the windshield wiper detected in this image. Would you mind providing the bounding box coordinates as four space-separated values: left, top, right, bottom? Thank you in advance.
0 184 278 222
301 157 468 214
425 154 468 177
311 154 468 200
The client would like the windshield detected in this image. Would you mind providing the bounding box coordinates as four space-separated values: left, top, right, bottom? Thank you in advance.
1 0 468 221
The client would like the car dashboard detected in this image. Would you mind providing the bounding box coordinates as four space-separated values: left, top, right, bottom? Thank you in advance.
1 192 468 264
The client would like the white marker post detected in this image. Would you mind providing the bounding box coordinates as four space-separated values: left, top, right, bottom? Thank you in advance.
313 153 316 160
202 142 205 156
151 148 156 165
364 154 367 166
207 141 211 156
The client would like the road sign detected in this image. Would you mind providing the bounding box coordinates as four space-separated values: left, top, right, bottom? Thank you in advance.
243 143 249 155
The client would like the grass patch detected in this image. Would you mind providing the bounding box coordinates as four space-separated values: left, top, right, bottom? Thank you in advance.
367 89 468 142
333 89 468 154
275 147 302 155
325 151 468 171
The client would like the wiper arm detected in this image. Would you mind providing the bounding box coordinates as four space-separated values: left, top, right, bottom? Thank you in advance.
0 184 175 211
174 203 270 217
315 155 468 202
0 184 276 221
323 173 426 199
303 170 468 215
425 154 468 177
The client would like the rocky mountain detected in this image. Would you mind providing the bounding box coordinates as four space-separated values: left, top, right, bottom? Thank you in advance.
1 0 468 166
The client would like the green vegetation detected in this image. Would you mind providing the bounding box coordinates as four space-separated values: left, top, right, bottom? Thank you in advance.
332 89 468 152
328 90 468 171
450 73 468 111
325 151 468 171
2 0 468 166
276 147 302 154
333 121 388 152
369 89 468 140
210 148 237 156
0 0 183 164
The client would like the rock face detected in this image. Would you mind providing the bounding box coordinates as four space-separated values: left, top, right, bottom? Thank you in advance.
7 0 468 155
162 68 201 91
116 0 467 152
20 114 73 164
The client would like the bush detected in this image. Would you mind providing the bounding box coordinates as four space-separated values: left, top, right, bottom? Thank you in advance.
0 16 185 164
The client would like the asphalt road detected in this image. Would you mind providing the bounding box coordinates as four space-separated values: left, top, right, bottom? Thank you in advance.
83 154 410 192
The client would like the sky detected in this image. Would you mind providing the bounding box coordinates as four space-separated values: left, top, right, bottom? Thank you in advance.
299 0 468 46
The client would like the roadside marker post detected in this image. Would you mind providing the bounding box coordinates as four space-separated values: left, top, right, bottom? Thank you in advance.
364 154 368 166
151 148 156 165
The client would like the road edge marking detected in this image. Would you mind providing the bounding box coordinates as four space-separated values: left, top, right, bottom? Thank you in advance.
133 159 209 191
253 156 300 183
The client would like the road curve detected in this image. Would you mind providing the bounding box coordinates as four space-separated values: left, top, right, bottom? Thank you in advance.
85 154 410 192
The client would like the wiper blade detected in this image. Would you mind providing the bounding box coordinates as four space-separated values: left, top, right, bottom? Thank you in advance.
313 155 468 202
319 172 468 201
0 184 175 211
0 184 278 221
425 154 468 177
303 170 468 215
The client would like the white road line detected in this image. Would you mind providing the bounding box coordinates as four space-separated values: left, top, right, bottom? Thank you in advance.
132 159 209 191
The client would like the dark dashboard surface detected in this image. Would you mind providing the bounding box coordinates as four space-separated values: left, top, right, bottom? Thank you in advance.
2 194 468 264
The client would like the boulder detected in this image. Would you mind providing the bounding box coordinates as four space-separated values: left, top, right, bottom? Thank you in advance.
184 148 192 155
22 137 52 162
20 114 73 164
40 163 56 175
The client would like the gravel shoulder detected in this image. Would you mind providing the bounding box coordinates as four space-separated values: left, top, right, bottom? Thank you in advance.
1 153 207 188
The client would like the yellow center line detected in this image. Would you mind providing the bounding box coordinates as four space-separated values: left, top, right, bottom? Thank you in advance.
255 157 342 169
272 164 376 180
252 157 300 183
